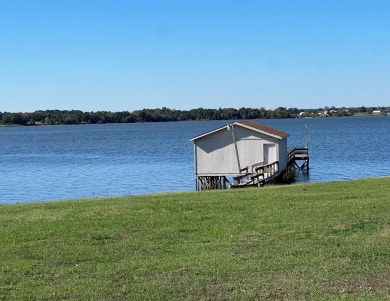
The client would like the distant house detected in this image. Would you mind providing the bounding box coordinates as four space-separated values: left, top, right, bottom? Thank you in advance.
190 121 290 189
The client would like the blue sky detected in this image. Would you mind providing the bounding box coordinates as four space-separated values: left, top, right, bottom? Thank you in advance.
1 0 389 112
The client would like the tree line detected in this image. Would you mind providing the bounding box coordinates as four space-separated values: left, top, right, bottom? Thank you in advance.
0 107 297 125
0 106 387 126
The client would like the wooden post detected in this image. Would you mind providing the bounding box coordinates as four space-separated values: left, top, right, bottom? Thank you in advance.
305 124 310 173
230 123 242 175
305 123 309 149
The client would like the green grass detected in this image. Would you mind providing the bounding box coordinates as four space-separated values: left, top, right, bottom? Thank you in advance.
1 178 389 300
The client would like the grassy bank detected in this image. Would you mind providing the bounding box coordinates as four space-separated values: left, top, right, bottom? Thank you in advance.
1 178 389 300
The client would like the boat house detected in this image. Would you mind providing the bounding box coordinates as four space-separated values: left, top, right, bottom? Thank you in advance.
190 120 308 190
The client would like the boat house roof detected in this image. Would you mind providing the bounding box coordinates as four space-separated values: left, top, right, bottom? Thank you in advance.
190 120 289 141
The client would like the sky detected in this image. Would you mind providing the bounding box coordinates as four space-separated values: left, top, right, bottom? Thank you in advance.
1 0 389 113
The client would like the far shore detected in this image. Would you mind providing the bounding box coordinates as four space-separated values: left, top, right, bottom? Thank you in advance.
1 112 388 128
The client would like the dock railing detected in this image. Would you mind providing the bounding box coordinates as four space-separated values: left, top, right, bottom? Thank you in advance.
287 147 309 172
233 161 279 187
287 147 309 163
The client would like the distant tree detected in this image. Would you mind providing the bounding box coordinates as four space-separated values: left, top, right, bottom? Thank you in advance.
288 107 300 116
1 113 12 124
271 107 290 119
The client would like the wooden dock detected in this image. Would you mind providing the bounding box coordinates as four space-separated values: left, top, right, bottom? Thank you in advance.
287 147 309 173
196 147 309 190
231 161 280 188
229 147 309 188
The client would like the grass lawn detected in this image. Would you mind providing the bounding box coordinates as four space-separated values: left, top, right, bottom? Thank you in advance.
1 178 389 300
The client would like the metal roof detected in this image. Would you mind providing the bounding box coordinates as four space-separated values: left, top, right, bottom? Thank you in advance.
190 120 289 141
239 120 289 139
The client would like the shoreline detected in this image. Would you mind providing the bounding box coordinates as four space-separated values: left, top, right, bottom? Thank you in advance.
1 176 389 206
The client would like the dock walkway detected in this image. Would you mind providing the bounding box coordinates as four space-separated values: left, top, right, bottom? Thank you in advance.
231 147 309 188
287 147 309 172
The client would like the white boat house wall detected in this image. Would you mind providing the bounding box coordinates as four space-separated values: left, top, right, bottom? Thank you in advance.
191 120 293 190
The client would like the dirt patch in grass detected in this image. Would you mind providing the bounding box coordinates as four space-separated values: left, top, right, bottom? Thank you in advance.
328 269 390 295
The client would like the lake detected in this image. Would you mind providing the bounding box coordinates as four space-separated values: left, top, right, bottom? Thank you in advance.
1 116 389 204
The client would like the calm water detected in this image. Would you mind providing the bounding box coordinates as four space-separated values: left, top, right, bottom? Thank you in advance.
1 116 389 204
